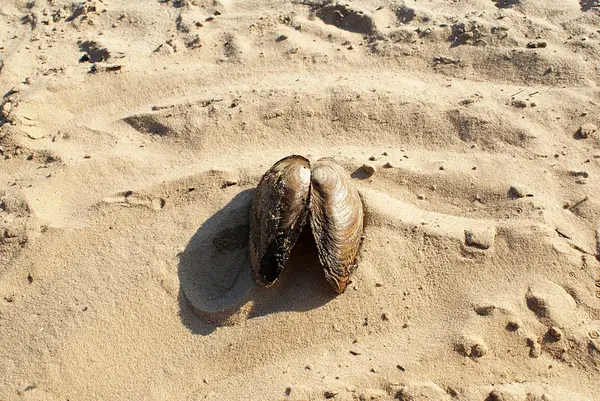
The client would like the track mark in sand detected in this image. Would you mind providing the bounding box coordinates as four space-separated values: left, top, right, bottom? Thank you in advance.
446 109 533 149
101 191 166 211
124 98 224 140
308 2 375 35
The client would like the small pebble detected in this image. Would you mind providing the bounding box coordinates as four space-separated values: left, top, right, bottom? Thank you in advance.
511 99 527 108
576 123 597 139
362 164 376 175
369 156 377 161
570 170 589 178
324 390 339 399
527 338 542 358
439 166 445 170
488 388 527 401
464 227 495 250
457 336 488 358
383 162 394 168
1 102 12 117
526 40 547 48
397 383 447 400
375 282 383 287
381 312 390 321
548 326 563 341
417 194 425 200
507 184 532 199
221 180 238 188
506 320 520 331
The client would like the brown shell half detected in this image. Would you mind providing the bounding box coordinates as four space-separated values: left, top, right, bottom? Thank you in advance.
249 155 311 287
309 159 364 293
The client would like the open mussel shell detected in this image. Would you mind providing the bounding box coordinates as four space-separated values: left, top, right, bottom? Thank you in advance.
249 155 364 293
249 155 311 287
309 159 364 293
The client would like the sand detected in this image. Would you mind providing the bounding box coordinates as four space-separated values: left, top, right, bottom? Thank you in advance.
1 0 600 400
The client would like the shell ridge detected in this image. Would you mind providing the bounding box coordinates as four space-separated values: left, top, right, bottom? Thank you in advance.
309 160 364 293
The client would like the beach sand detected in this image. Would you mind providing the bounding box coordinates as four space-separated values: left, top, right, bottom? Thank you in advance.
1 0 600 399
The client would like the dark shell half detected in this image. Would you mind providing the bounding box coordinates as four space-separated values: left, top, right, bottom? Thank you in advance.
249 155 311 287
